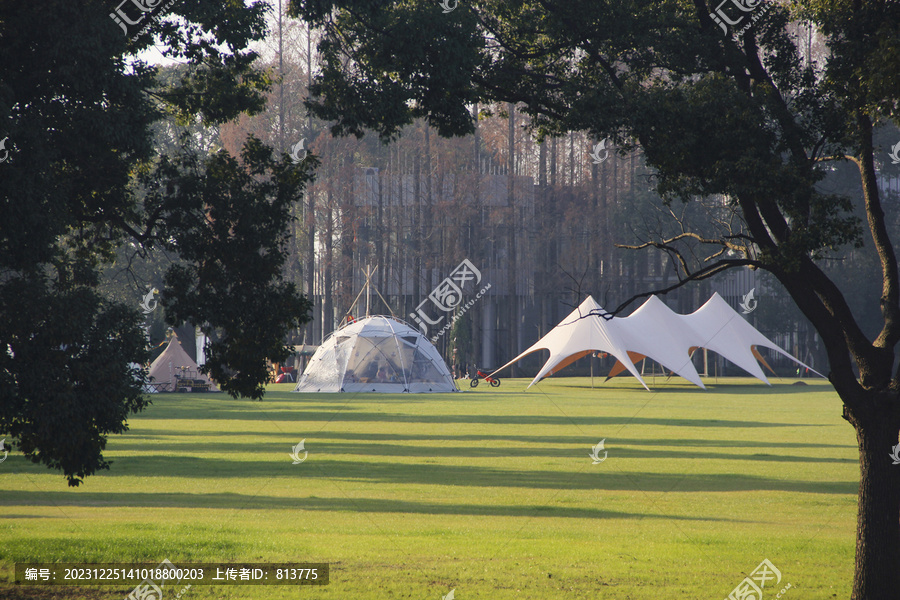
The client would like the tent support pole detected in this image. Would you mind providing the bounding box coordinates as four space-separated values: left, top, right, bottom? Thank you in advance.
365 265 371 317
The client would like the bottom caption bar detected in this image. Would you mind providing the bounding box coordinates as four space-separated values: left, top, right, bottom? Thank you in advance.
14 560 329 586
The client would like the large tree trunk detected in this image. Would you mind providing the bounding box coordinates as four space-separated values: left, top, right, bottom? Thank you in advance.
844 396 900 600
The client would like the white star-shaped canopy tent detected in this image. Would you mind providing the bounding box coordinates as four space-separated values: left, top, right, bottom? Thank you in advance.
491 293 823 390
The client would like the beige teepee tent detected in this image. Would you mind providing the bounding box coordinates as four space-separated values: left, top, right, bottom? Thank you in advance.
148 334 218 392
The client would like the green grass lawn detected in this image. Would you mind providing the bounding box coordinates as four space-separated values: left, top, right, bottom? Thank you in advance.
0 377 857 599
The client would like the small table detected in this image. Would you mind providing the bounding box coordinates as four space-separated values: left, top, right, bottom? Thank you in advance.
146 381 172 393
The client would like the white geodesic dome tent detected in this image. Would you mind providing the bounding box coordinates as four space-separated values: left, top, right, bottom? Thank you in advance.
294 316 456 393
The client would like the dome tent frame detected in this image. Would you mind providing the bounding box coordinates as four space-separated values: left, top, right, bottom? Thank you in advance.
293 315 457 393
295 266 456 393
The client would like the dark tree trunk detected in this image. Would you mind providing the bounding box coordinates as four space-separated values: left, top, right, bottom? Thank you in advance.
414 150 421 305
844 397 900 600
507 103 517 375
324 200 333 331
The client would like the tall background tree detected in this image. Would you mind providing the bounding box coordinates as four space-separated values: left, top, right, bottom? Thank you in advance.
287 0 900 597
0 0 314 485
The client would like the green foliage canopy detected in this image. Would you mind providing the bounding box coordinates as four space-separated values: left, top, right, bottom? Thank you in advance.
0 0 314 485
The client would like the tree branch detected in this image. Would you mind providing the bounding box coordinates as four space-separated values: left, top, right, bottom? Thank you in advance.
600 256 760 318
856 114 900 355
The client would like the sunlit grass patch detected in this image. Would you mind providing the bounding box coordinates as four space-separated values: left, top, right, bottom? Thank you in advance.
0 377 854 599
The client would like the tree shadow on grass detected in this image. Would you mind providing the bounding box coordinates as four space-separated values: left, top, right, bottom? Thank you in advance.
134 406 816 428
0 584 126 599
0 491 745 522
11 455 855 495
120 430 852 452
105 440 856 465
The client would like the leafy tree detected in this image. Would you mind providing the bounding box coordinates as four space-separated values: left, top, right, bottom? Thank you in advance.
144 136 316 398
289 0 900 596
0 0 314 485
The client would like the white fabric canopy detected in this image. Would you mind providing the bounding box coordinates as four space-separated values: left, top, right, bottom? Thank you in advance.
493 293 823 390
294 316 456 393
495 296 650 391
617 295 707 389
